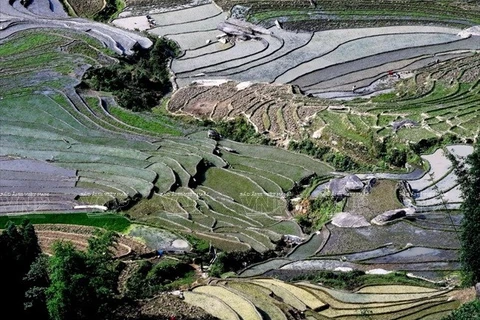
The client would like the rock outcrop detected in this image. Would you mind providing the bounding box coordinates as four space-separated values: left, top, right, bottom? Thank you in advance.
371 207 416 225
397 180 415 207
392 119 419 132
217 18 272 37
458 26 480 38
328 175 364 199
331 212 371 228
207 129 220 140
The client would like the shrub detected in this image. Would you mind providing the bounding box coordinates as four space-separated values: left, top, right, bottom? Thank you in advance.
411 134 462 155
214 117 272 145
295 194 341 233
125 259 194 298
451 140 480 285
209 250 277 277
92 0 124 22
288 140 330 159
288 139 360 171
386 148 407 168
442 299 480 320
83 37 178 112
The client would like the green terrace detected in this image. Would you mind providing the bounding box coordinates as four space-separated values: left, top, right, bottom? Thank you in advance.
0 29 333 252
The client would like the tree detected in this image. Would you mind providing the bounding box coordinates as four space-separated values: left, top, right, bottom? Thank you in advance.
46 231 120 320
19 219 41 265
0 220 41 316
24 255 50 320
83 37 178 112
451 141 480 285
85 231 120 316
125 259 194 299
46 241 89 320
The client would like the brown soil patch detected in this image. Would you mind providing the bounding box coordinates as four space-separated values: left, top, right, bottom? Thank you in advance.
168 81 328 139
35 224 150 257
448 287 476 304
190 100 217 116
67 0 104 16
140 294 216 320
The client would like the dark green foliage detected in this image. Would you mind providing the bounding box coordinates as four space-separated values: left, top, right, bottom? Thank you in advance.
0 220 41 318
47 242 88 320
288 139 359 171
288 139 331 159
125 259 194 298
84 37 178 111
324 152 359 171
296 195 340 233
214 117 272 145
411 134 462 155
451 140 480 285
209 250 277 277
0 213 130 232
292 270 366 290
20 0 32 7
93 0 123 22
184 234 210 256
46 231 120 320
442 299 480 320
24 255 50 320
385 148 407 168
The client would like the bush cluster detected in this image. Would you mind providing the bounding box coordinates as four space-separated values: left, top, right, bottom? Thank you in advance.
125 259 194 298
296 194 340 233
84 37 178 112
209 250 276 277
288 139 359 171
212 117 272 145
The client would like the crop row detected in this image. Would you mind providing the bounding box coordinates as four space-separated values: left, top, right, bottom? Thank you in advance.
183 278 459 320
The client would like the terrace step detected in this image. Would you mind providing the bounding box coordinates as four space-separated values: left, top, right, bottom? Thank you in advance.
193 285 263 320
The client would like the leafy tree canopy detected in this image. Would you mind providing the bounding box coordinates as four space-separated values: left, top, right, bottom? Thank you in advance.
0 220 41 316
83 37 178 112
451 140 480 285
46 231 120 320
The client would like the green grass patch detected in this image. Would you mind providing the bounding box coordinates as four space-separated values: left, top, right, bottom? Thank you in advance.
109 106 182 136
343 179 402 221
249 9 311 22
296 196 345 233
201 168 286 214
0 33 62 57
0 213 131 232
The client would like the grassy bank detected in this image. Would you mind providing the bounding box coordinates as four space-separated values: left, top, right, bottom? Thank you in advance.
0 213 131 232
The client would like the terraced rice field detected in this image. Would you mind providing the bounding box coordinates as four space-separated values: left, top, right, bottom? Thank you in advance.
238 146 471 279
138 4 479 92
216 0 480 28
0 2 335 251
169 57 480 162
134 3 479 164
0 0 152 55
2 0 479 316
411 145 474 211
183 278 462 320
106 2 480 96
